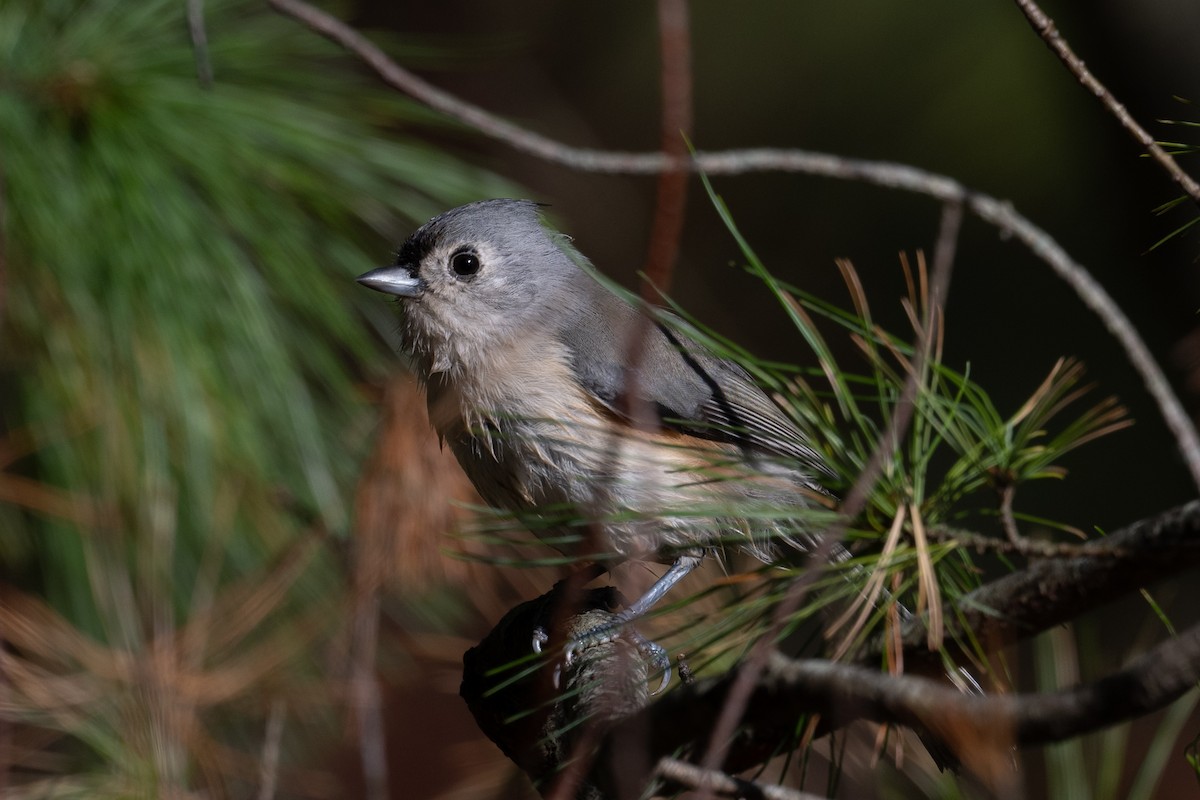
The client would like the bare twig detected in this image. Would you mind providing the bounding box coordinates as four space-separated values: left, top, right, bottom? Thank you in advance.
544 722 606 800
617 0 694 424
997 483 1022 546
0 631 9 799
541 7 695 795
791 618 1199 768
640 0 693 296
1012 0 1200 209
623 616 1200 790
928 524 1129 559
853 620 1200 745
928 199 963 327
656 756 822 800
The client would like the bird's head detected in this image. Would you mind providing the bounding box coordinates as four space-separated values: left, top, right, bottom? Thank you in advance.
358 199 582 377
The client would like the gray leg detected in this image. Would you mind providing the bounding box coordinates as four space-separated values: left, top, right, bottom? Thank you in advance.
564 551 705 694
613 551 705 622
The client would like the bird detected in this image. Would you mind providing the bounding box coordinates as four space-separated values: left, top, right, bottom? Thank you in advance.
357 199 833 687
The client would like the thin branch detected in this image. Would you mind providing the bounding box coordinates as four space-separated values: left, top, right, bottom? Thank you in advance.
267 0 1200 493
928 524 1130 560
640 0 693 296
544 721 607 800
927 197 963 347
616 0 694 425
350 493 389 800
841 621 1200 746
875 499 1200 670
997 483 1022 546
1012 0 1200 209
351 593 388 800
656 756 823 800
548 9 693 794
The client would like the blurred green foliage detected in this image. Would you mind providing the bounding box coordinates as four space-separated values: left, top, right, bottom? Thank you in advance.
0 0 514 793
0 0 511 614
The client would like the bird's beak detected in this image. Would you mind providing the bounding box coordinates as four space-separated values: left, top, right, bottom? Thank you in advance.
356 265 424 298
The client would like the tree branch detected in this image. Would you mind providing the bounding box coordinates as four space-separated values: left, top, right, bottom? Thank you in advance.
462 502 1200 794
873 499 1200 670
639 623 1200 789
1012 0 1200 209
640 0 692 296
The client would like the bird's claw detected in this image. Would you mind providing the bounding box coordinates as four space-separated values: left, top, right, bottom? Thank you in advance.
536 623 671 695
633 634 672 696
531 626 549 654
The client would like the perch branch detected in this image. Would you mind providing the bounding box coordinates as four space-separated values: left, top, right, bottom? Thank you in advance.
462 502 1200 793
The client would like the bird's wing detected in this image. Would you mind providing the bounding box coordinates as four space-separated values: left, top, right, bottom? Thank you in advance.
559 295 832 482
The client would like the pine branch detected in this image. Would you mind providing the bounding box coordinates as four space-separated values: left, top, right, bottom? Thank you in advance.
462 501 1200 795
869 499 1200 670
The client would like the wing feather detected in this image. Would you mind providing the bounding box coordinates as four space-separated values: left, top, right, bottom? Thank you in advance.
558 292 831 483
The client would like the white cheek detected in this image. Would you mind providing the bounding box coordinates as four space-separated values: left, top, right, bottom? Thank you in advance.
405 296 509 379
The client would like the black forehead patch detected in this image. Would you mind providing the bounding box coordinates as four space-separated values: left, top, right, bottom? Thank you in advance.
394 224 437 270
393 199 544 271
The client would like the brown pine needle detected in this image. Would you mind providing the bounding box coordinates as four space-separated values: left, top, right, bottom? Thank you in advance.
909 503 943 650
827 506 907 659
835 257 871 323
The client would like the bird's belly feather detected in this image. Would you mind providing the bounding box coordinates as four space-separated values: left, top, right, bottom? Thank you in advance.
429 343 805 562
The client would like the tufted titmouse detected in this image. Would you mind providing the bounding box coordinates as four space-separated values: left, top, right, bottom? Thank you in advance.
358 199 832 683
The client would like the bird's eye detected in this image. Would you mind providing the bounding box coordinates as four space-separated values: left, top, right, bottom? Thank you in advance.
450 251 481 279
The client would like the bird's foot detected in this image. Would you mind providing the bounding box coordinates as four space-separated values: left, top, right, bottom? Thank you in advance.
532 622 672 695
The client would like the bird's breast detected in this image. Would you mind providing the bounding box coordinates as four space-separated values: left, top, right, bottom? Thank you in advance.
421 338 803 561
